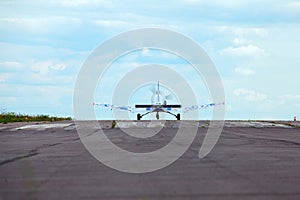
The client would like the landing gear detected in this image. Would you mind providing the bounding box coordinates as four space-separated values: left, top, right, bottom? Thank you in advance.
176 113 180 120
137 113 141 120
137 112 180 120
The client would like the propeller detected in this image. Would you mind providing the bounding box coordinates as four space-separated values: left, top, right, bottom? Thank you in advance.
149 84 173 100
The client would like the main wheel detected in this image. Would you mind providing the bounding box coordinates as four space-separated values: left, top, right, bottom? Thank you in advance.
137 114 141 120
176 113 180 120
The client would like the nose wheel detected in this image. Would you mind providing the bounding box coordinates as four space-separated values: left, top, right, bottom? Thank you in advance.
156 112 159 120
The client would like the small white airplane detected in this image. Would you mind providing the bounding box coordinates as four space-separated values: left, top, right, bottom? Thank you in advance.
93 81 224 120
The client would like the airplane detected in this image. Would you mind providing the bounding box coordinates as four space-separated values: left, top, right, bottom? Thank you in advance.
93 81 224 120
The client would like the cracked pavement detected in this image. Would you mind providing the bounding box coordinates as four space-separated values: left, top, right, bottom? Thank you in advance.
0 121 300 200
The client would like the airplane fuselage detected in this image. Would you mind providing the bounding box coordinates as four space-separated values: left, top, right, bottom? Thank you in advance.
135 82 181 120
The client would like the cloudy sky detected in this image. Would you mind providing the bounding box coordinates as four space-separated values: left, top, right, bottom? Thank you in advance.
1 0 300 120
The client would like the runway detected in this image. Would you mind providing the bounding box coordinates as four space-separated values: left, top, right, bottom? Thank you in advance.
1 121 300 200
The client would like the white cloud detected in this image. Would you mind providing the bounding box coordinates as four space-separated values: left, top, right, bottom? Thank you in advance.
279 94 300 102
0 83 72 99
30 61 67 75
0 73 12 83
233 28 268 38
220 45 265 56
233 38 249 45
285 1 300 13
0 17 82 33
252 28 269 37
216 26 269 38
50 63 67 71
0 61 23 70
31 61 51 75
234 67 255 75
234 88 267 101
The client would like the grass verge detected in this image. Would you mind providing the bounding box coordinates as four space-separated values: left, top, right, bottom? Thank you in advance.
0 112 72 124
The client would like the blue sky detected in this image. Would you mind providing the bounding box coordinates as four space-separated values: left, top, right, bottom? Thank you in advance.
1 0 300 120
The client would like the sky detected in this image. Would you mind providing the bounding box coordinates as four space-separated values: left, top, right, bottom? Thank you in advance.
0 0 300 120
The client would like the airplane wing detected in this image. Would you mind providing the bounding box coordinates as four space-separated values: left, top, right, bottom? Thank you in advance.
135 104 181 108
93 103 133 112
94 102 223 113
163 107 180 112
183 102 224 113
162 105 181 108
135 105 153 108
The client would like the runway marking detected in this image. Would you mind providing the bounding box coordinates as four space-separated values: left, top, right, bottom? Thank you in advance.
3 121 293 131
12 123 72 131
224 121 292 128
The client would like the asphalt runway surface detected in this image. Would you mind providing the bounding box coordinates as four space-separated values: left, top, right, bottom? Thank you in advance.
1 121 300 200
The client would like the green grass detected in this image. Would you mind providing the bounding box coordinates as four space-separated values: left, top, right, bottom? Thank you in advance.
0 112 72 124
